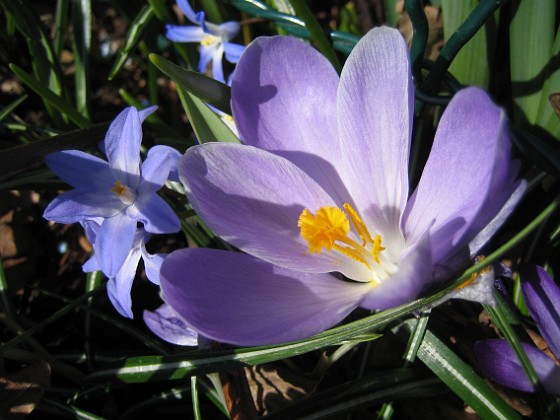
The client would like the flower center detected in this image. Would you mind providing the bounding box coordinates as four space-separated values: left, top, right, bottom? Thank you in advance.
111 180 136 206
298 203 390 284
201 35 219 46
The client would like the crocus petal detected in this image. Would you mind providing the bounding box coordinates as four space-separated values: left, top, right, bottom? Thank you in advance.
106 243 143 319
338 27 413 240
165 25 205 42
45 151 113 190
180 143 369 277
143 304 198 346
95 213 137 277
475 340 560 394
176 0 200 23
521 266 560 361
139 145 182 194
231 36 348 203
223 42 245 63
404 88 516 264
160 249 368 346
132 193 180 234
104 107 143 189
359 230 432 310
43 189 122 223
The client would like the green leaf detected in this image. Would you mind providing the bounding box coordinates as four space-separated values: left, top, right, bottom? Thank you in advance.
9 64 91 128
149 53 232 114
510 0 556 126
440 0 495 87
72 0 92 119
177 89 240 144
395 321 521 420
0 94 28 123
287 0 342 73
108 5 155 80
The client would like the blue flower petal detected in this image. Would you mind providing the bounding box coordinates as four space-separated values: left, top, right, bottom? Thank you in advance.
44 189 122 223
223 42 245 64
165 24 205 43
143 304 198 346
95 213 137 277
133 193 180 234
46 150 113 190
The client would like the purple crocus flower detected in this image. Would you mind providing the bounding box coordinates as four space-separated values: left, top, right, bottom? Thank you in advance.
475 266 560 394
166 0 245 83
160 27 525 346
143 304 198 346
43 106 181 278
82 220 165 319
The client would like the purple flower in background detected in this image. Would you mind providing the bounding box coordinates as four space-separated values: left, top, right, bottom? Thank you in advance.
43 106 181 279
166 0 245 83
161 27 525 346
82 220 165 319
475 266 560 394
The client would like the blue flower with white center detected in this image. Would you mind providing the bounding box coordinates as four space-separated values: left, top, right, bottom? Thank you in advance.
43 106 181 279
165 0 245 83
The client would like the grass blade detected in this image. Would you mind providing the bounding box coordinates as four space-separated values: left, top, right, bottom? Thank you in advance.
71 0 92 119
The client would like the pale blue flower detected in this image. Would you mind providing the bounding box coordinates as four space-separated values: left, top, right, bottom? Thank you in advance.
43 106 181 279
166 0 245 83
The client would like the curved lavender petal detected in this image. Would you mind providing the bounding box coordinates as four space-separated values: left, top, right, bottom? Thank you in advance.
104 107 143 189
231 36 347 203
44 189 122 223
176 0 201 24
138 105 157 123
468 180 526 257
95 213 137 277
160 249 368 346
223 42 245 63
180 143 370 279
338 27 413 243
521 266 560 361
45 151 113 190
475 339 560 394
140 145 182 194
142 249 165 286
403 88 517 265
143 304 198 346
360 230 432 310
165 24 205 42
132 193 180 234
106 241 143 319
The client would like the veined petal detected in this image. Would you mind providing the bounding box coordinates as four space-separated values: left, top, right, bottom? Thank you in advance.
404 88 518 264
223 42 245 63
132 193 180 234
338 27 413 241
521 266 560 361
160 249 368 346
43 189 122 223
180 143 359 274
95 213 137 277
106 243 143 319
46 151 113 190
165 25 205 43
104 107 143 189
143 304 198 346
231 36 347 202
139 145 182 194
475 340 560 394
359 230 432 310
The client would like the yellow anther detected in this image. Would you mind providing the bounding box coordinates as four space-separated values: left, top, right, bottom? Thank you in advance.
201 35 218 46
111 180 127 197
298 204 387 276
343 203 374 245
372 234 385 264
298 207 350 254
